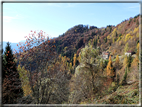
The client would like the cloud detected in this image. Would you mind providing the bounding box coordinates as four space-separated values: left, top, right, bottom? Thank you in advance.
3 16 16 22
3 14 23 22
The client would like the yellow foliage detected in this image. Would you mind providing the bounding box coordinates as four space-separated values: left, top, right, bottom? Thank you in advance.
124 43 129 53
115 55 119 66
125 34 131 42
111 28 117 37
136 33 139 38
117 37 121 42
137 43 139 50
18 65 32 96
107 35 110 39
133 27 139 34
78 53 81 63
123 56 128 67
131 56 139 67
73 54 77 66
64 46 68 52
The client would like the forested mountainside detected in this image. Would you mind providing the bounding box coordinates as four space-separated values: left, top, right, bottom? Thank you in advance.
54 14 140 64
2 14 141 104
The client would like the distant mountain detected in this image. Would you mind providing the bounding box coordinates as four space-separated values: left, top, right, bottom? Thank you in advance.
2 39 45 54
2 40 26 53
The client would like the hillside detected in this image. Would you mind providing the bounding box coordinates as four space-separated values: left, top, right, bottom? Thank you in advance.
54 14 140 65
2 14 141 104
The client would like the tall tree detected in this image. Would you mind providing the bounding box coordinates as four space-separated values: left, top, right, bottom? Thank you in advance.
15 30 59 104
2 49 6 82
17 65 32 97
107 56 115 78
2 42 23 104
69 44 101 103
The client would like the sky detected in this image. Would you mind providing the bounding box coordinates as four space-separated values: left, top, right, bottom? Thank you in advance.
3 2 140 43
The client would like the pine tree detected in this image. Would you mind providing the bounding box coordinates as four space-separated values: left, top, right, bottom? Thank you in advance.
2 42 23 104
2 49 6 82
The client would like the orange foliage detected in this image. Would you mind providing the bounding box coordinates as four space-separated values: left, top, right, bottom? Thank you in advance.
107 56 114 77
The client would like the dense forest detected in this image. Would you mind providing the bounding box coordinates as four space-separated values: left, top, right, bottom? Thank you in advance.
2 14 141 104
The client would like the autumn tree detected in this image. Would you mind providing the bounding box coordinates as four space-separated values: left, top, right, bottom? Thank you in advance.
125 34 131 42
15 30 57 104
2 42 23 104
123 56 128 68
17 65 32 97
124 42 129 53
107 56 115 78
69 43 104 103
39 54 70 104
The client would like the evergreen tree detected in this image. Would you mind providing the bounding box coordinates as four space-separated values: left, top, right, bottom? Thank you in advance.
2 42 23 104
2 49 6 82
